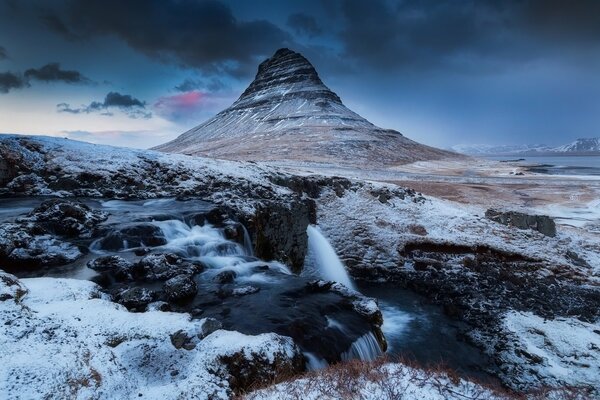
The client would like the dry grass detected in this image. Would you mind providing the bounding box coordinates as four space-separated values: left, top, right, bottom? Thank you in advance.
239 355 595 400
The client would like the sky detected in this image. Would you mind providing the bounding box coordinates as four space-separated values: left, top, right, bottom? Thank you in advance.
1 0 599 149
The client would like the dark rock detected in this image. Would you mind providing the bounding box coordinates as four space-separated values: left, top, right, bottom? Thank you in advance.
170 330 196 350
218 333 304 395
163 274 198 302
199 318 222 338
0 223 81 271
0 271 28 302
17 199 108 238
253 200 311 274
215 270 237 284
116 287 156 311
96 223 167 251
147 301 171 312
485 209 557 237
87 255 134 281
137 253 203 281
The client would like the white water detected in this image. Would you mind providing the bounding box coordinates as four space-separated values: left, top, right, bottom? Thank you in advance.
303 352 328 371
340 332 383 362
306 225 356 290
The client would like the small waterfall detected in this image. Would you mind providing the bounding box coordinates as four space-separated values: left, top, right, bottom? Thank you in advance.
303 352 328 371
306 225 355 290
340 332 383 362
241 224 254 256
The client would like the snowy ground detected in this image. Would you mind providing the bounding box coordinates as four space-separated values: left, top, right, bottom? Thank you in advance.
0 271 302 400
1 134 599 396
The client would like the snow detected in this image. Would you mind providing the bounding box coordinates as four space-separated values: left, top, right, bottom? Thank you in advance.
0 272 301 400
500 311 600 389
245 361 509 400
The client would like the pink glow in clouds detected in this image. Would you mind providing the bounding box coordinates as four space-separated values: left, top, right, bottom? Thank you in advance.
153 91 208 122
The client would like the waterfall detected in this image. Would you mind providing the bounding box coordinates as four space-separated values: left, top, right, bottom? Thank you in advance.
306 225 355 290
340 332 383 362
241 224 254 256
303 352 328 371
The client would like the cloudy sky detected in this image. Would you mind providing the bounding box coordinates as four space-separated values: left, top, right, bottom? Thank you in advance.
1 0 599 149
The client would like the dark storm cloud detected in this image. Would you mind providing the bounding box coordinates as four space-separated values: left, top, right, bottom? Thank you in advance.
43 0 292 76
333 0 600 72
287 13 322 37
57 91 151 119
174 77 227 93
0 71 28 93
0 46 7 60
24 63 91 84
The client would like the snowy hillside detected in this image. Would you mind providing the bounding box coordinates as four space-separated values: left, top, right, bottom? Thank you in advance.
155 48 457 166
452 138 600 156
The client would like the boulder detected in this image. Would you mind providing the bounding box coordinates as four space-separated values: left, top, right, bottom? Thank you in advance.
163 274 197 302
116 287 156 311
17 199 108 238
87 255 135 281
215 270 237 284
0 271 27 302
96 223 167 251
137 253 203 281
485 209 556 237
0 223 81 271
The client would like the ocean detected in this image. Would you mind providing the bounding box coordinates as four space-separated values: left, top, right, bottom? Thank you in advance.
484 155 600 176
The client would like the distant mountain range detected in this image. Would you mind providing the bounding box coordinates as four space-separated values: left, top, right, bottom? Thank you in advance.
451 138 600 156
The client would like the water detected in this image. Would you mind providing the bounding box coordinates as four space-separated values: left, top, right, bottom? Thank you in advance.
357 283 496 381
306 225 355 290
484 155 600 176
3 198 495 378
307 226 496 380
1 197 376 363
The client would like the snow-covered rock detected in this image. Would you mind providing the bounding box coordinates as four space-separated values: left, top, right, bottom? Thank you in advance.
0 272 304 399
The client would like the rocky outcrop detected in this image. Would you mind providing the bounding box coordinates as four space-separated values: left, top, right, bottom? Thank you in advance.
252 200 312 273
485 209 556 237
154 48 457 167
17 199 108 238
218 334 305 395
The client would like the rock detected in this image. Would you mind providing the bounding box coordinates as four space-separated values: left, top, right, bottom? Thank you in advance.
147 301 171 312
215 270 237 284
216 333 305 395
0 223 81 271
17 199 108 238
163 274 197 302
137 253 203 281
485 209 556 237
116 287 156 311
253 200 311 274
199 318 222 338
87 255 135 281
232 286 260 296
96 223 167 251
0 271 27 302
170 330 197 350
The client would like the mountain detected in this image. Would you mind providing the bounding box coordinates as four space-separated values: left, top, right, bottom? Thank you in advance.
450 144 552 156
553 138 600 153
155 48 456 166
452 138 600 156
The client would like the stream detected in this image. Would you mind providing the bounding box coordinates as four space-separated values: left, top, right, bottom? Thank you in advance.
1 196 495 380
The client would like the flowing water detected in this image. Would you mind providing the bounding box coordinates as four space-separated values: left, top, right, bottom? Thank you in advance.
306 225 356 290
1 198 494 378
307 225 496 381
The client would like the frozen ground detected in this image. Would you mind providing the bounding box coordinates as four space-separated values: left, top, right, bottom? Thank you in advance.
1 134 599 396
0 271 302 400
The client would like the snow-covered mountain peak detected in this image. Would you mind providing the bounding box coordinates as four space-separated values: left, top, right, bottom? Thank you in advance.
155 48 456 166
235 48 342 107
